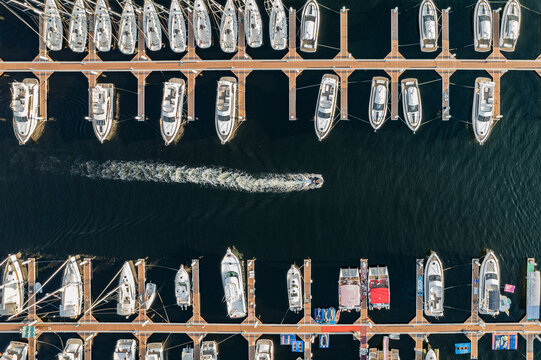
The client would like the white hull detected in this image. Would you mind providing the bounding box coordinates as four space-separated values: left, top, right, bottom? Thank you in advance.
114 340 136 360
221 248 247 318
300 0 320 53
90 83 114 143
287 265 302 312
1 342 28 360
57 339 83 360
423 252 444 317
60 257 83 318
160 78 186 145
479 251 500 316
193 0 212 49
255 340 273 360
315 74 339 141
175 265 191 308
11 78 40 145
368 77 389 131
269 0 287 50
244 0 263 48
68 0 87 53
419 0 438 52
401 78 422 133
201 341 218 360
215 77 238 144
144 0 162 51
45 0 63 51
472 77 495 145
118 0 137 55
94 0 112 52
168 0 187 53
220 0 238 53
474 0 492 52
0 255 25 316
499 0 521 52
117 262 137 316
146 343 163 360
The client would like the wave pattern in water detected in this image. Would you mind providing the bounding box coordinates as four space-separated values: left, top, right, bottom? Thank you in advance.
70 160 324 193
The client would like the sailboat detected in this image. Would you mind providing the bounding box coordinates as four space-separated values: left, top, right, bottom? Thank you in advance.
44 0 63 51
144 0 162 51
175 265 191 309
68 0 87 53
168 0 187 53
0 254 26 316
94 0 112 52
219 0 238 53
269 0 287 50
118 0 137 55
116 261 137 316
59 256 83 318
193 0 212 48
244 0 263 48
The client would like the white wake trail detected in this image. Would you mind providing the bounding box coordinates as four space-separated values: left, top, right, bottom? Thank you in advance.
70 160 324 193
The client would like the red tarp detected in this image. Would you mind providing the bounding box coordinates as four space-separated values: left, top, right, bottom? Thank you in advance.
370 287 389 304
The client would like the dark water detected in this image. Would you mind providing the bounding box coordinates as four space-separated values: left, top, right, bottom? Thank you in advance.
1 0 541 359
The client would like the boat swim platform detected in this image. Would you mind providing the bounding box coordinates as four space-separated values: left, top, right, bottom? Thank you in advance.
3 7 540 130
4 258 541 360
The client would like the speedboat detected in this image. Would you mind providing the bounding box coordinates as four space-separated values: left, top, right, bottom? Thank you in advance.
474 0 492 52
175 265 191 309
287 265 302 312
269 0 287 50
201 342 218 360
401 78 422 133
144 283 156 310
57 339 83 360
244 0 263 48
116 261 137 316
220 0 238 53
118 0 137 55
314 74 339 141
193 0 212 49
68 0 87 53
479 251 500 316
89 83 114 143
500 0 521 52
221 248 247 318
215 77 238 144
59 256 83 318
300 0 320 52
424 252 443 317
0 342 28 360
424 349 437 360
160 78 186 145
339 268 361 312
94 0 112 52
114 340 136 360
0 255 26 316
145 343 163 360
472 77 495 145
44 0 63 51
11 78 40 145
255 340 273 360
144 0 162 51
368 76 389 131
181 348 194 360
168 0 187 53
419 0 438 52
368 266 390 310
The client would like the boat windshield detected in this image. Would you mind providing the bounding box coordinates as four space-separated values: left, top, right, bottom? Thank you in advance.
478 115 491 122
225 271 238 279
485 273 498 280
407 104 419 112
317 110 330 119
373 103 384 111
428 275 441 282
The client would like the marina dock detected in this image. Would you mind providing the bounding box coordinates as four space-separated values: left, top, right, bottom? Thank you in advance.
1 6 539 134
1 256 540 360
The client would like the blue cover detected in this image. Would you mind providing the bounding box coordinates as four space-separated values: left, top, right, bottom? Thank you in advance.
455 343 471 354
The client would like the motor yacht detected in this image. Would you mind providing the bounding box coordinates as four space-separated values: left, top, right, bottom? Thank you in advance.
479 251 500 316
221 248 247 318
215 77 238 144
175 265 191 309
472 77 495 145
287 265 302 312
474 0 492 52
401 78 422 133
424 252 444 317
160 78 186 145
89 83 114 143
368 76 389 131
500 0 521 52
299 0 320 52
11 78 40 145
419 0 438 52
314 74 339 141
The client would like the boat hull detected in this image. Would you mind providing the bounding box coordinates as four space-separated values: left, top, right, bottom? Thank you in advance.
244 0 263 48
118 0 137 55
269 0 287 50
474 0 492 52
499 0 521 52
423 252 444 317
144 0 162 51
315 74 339 141
68 0 88 53
168 0 187 53
221 248 247 318
215 77 238 144
419 0 439 52
220 0 238 53
300 0 320 53
472 77 495 145
479 251 500 316
368 77 389 131
401 78 422 133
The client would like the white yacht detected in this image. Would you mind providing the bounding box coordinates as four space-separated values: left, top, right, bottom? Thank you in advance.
201 342 218 360
244 0 263 48
94 0 112 52
181 348 194 360
500 0 521 52
300 0 319 53
221 248 247 319
11 78 40 145
287 265 302 312
215 77 238 145
145 343 163 360
118 0 137 55
89 83 114 143
44 0 63 51
59 256 83 318
0 255 26 316
474 0 492 52
57 339 83 360
315 74 339 141
419 0 438 52
255 340 273 360
472 77 495 145
401 78 422 133
269 0 287 50
193 0 212 49
144 0 162 51
175 265 191 309
479 251 500 316
424 349 437 360
117 261 137 316
0 342 28 360
160 78 186 145
144 282 156 310
114 340 137 360
220 0 238 53
168 0 187 53
368 76 389 131
424 252 443 318
68 0 87 53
